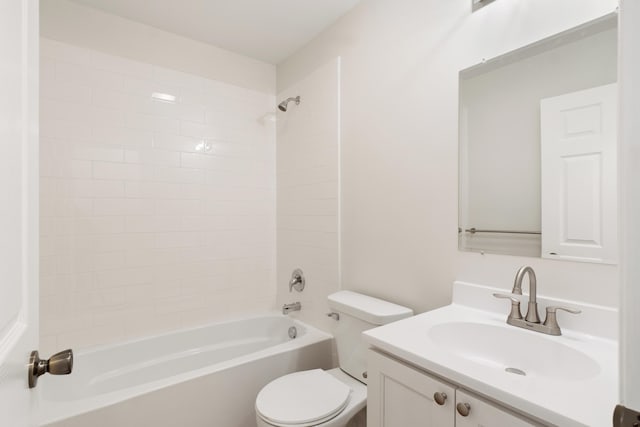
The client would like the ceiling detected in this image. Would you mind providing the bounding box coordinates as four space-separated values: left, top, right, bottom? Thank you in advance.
70 0 362 64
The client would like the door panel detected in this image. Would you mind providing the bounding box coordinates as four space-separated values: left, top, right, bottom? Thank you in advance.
541 83 618 263
0 0 39 425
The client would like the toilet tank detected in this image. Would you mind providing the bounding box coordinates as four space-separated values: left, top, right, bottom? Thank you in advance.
327 291 413 384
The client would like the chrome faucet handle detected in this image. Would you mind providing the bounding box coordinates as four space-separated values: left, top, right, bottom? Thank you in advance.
493 293 523 320
326 312 340 321
542 306 581 335
289 268 305 292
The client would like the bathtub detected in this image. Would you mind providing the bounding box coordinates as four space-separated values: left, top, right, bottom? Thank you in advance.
37 315 333 427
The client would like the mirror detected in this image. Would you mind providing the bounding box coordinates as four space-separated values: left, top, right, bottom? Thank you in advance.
458 15 618 263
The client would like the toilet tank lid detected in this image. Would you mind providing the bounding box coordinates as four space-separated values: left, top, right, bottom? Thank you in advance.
327 291 413 325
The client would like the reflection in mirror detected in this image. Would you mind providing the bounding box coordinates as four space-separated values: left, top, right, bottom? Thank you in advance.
458 14 618 263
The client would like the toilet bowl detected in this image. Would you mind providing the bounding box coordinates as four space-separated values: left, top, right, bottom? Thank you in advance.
255 291 413 427
255 368 366 427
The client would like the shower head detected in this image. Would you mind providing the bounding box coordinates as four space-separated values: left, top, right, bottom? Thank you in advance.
278 96 301 112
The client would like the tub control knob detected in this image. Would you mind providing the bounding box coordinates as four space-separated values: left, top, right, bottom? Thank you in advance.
456 402 471 417
28 349 73 388
433 392 447 405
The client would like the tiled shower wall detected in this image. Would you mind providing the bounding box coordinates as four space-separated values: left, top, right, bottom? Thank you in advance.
276 58 340 333
39 39 276 353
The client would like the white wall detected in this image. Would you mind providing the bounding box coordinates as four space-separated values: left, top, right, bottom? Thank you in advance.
276 58 341 333
277 0 619 312
39 38 276 353
40 0 275 94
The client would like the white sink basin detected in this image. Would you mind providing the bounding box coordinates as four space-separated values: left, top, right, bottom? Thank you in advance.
427 322 600 381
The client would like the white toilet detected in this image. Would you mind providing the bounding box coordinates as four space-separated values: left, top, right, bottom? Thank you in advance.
255 291 413 427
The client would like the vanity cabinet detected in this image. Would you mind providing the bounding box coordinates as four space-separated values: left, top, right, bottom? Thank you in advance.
367 349 541 427
367 348 455 426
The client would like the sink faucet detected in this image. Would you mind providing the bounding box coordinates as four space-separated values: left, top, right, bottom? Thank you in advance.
282 302 301 315
511 266 540 323
494 266 581 336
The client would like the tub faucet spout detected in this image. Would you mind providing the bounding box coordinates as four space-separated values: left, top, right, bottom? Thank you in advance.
282 302 301 315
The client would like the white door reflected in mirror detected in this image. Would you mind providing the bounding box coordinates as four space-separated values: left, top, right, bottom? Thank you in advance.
541 84 618 264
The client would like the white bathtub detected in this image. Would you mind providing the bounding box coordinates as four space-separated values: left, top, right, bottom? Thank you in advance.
37 315 333 427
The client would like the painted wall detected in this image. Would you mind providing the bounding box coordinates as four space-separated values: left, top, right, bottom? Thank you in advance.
39 38 276 353
276 58 341 333
40 0 275 94
277 0 620 312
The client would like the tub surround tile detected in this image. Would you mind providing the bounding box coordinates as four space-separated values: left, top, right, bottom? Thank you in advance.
276 58 341 334
40 38 276 354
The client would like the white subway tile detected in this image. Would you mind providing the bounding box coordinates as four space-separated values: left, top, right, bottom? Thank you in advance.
40 119 93 142
124 148 180 167
41 39 92 65
40 40 277 351
92 125 154 148
68 179 124 198
92 88 138 111
180 121 223 140
278 181 338 200
152 133 201 152
91 51 154 79
89 107 125 128
66 143 124 162
93 198 155 216
124 112 180 135
93 252 126 271
153 67 206 91
95 267 154 288
122 76 180 99
125 181 182 199
41 80 92 104
155 232 204 249
277 215 338 233
93 161 155 181
155 199 202 216
154 166 204 184
73 216 126 235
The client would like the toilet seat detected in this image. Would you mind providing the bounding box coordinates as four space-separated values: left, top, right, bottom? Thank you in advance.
255 369 352 427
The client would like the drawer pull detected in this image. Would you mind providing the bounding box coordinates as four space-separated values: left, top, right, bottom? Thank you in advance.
433 392 447 405
457 402 471 417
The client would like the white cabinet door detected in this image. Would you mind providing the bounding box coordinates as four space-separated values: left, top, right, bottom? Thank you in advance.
0 0 40 426
455 390 540 427
367 349 455 427
540 83 618 263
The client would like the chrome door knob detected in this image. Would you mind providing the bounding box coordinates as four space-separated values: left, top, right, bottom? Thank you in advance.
456 402 471 417
433 392 447 405
28 349 73 388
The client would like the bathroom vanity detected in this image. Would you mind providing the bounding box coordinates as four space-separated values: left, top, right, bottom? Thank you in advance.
367 349 540 426
363 282 618 427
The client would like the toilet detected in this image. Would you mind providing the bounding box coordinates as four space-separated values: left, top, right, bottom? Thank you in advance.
255 291 413 427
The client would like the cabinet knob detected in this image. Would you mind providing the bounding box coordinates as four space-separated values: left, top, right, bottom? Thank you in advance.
433 391 447 405
457 402 471 417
